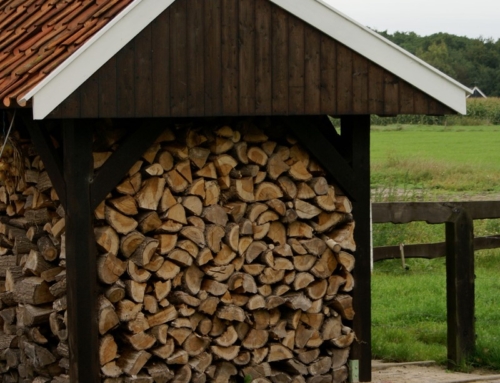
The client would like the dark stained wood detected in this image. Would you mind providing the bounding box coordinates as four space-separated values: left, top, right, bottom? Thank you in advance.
239 0 256 115
99 56 117 117
352 53 369 114
383 72 399 115
21 115 66 207
399 81 415 114
91 121 165 210
341 115 371 382
374 236 500 262
304 24 321 115
116 39 135 117
336 44 353 114
368 64 384 115
170 0 188 116
374 242 447 262
414 87 430 115
204 0 222 116
271 5 288 114
372 201 500 224
151 9 170 117
320 35 336 114
49 0 459 118
446 208 475 369
187 0 205 116
255 0 272 115
52 88 81 118
134 25 153 117
63 120 100 383
288 14 305 114
80 71 99 118
221 0 239 115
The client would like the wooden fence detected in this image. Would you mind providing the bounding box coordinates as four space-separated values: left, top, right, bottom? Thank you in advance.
371 201 500 369
372 201 500 261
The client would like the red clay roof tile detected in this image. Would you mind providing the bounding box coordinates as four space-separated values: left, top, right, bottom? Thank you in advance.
0 0 134 108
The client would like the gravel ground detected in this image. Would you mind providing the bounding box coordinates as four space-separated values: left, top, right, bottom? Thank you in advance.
371 361 500 383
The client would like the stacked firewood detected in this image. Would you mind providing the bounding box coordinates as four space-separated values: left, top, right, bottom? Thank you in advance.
95 120 356 383
0 118 357 383
0 132 70 382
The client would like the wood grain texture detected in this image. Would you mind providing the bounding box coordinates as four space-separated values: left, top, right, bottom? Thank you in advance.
80 71 99 118
239 0 256 115
170 0 188 116
221 0 239 115
255 0 272 115
204 0 222 116
134 25 153 117
304 24 321 115
288 15 305 114
320 35 336 114
187 0 205 116
151 9 170 117
99 56 117 117
336 44 353 114
271 4 289 114
116 40 135 118
49 0 457 118
63 120 100 383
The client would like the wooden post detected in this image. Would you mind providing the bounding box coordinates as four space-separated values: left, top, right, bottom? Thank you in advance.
63 120 100 382
342 115 372 382
446 207 475 369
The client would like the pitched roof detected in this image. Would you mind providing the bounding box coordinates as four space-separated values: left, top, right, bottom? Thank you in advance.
0 0 470 119
467 86 487 98
0 0 133 107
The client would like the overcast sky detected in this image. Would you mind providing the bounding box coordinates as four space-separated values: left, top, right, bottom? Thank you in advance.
324 0 500 40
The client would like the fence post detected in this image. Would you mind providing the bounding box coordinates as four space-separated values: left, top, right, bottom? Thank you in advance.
446 207 475 369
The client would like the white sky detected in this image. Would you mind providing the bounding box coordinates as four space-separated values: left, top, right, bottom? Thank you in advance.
324 0 500 40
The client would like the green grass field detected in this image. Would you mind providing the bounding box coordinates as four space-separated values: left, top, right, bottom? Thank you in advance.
371 125 500 197
371 124 500 370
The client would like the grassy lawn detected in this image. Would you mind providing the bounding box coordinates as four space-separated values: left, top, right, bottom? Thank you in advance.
370 124 500 370
371 125 500 197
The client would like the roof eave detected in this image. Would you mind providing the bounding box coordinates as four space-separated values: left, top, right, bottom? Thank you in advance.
271 0 471 115
21 0 175 120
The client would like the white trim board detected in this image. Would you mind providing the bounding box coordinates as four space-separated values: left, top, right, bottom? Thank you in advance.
21 0 175 120
270 0 471 114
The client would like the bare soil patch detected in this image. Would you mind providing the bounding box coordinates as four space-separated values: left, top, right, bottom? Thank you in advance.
372 361 500 383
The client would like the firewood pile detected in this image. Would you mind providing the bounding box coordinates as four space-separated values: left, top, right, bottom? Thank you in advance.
0 119 356 383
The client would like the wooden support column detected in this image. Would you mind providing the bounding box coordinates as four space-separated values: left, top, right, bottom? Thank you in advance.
446 207 475 369
342 115 372 382
63 120 100 382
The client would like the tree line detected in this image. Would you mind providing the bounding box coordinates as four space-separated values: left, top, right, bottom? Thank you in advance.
376 31 500 97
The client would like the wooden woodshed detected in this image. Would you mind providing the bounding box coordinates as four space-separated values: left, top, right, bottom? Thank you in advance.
0 0 470 382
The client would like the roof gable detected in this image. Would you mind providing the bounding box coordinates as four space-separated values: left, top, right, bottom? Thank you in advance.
0 0 470 119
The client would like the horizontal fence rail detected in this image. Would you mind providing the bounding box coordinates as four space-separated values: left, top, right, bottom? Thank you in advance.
372 201 500 262
370 200 500 369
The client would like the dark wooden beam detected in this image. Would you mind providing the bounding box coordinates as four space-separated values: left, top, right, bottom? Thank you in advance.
341 115 372 382
283 116 356 200
446 207 475 369
374 235 500 262
373 201 500 223
63 120 100 383
20 113 66 207
90 121 165 210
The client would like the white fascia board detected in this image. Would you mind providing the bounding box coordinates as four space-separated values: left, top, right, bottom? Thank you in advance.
270 0 471 114
22 0 175 120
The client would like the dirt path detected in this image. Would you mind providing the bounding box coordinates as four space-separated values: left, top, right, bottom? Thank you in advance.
371 361 500 383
